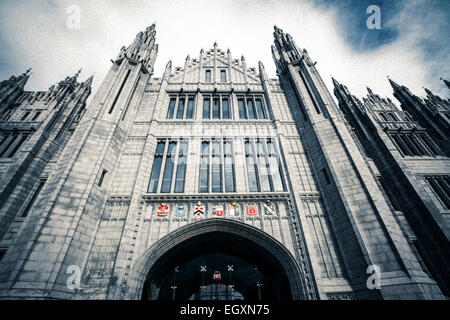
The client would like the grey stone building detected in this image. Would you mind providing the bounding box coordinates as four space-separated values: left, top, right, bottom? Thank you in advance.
0 24 448 300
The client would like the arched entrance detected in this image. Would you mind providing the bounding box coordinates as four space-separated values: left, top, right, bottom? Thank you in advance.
130 219 307 300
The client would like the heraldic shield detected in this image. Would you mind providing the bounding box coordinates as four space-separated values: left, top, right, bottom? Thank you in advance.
229 202 241 217
176 205 187 217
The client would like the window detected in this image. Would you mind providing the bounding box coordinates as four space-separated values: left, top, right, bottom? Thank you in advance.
212 141 223 192
379 113 388 122
222 98 230 119
7 134 28 158
224 140 236 192
167 98 176 119
0 249 6 262
21 179 46 218
198 139 236 193
174 141 188 193
1 108 14 121
199 141 210 193
203 97 211 119
98 170 108 187
0 133 29 158
388 113 398 121
202 95 231 120
220 70 227 83
167 95 195 120
244 138 286 193
148 140 189 194
389 132 443 157
238 96 268 120
425 176 450 210
21 111 31 121
148 141 165 193
186 98 195 119
161 141 177 193
205 70 212 83
213 98 220 119
32 111 41 121
176 98 185 119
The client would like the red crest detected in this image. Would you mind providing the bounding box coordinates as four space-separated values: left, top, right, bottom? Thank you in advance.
157 204 169 217
247 205 258 216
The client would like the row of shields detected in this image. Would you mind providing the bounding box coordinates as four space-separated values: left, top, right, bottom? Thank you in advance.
157 201 276 218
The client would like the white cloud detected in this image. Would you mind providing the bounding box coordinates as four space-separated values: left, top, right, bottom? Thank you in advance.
0 0 448 104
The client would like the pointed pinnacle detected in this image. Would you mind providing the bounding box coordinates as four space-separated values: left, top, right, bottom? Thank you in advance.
332 77 340 87
75 68 82 79
84 75 94 86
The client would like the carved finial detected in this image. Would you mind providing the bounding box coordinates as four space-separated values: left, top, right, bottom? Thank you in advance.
214 41 218 48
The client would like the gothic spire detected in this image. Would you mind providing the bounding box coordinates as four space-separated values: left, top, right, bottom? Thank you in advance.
388 77 402 92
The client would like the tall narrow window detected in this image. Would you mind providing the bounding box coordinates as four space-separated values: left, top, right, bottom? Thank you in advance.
174 141 189 193
176 97 185 119
391 134 412 156
32 112 41 121
161 141 177 193
21 179 46 218
203 98 211 119
245 140 260 192
388 113 398 121
98 170 108 187
212 98 220 119
224 140 236 192
247 98 256 119
148 141 166 193
7 133 28 158
167 98 177 119
238 98 247 119
0 135 17 158
1 108 13 121
419 133 442 156
220 70 227 83
199 141 210 193
205 70 212 83
222 98 230 119
109 69 131 114
21 111 31 121
256 140 272 192
0 249 6 262
426 176 450 210
186 97 195 119
0 134 10 149
255 98 266 119
212 141 223 193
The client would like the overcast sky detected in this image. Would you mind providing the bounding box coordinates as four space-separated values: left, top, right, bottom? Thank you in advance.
0 0 449 103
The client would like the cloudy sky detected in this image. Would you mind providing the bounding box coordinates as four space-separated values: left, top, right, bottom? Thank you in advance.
0 0 449 103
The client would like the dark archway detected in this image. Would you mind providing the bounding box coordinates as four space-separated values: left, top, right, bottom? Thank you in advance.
130 219 307 300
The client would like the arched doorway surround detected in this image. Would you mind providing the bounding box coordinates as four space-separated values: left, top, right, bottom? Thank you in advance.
127 219 308 300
